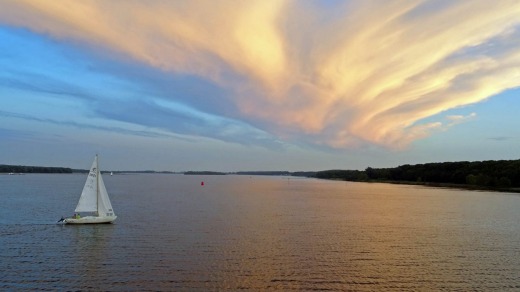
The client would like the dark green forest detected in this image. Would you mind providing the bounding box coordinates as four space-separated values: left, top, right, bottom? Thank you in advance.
0 164 72 174
184 171 226 175
314 159 520 189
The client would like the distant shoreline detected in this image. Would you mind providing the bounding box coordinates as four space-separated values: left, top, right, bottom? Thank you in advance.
345 179 520 194
3 158 520 193
2 170 519 194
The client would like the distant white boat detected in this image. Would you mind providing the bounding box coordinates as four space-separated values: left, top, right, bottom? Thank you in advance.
60 155 117 224
110 172 113 176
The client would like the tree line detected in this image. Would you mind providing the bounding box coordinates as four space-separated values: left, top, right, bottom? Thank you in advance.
4 159 520 189
184 171 226 175
314 159 520 189
0 164 72 174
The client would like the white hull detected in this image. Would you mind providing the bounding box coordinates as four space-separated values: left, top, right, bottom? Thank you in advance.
64 215 117 224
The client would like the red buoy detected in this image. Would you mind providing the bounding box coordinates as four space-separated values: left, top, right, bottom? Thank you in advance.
201 181 204 186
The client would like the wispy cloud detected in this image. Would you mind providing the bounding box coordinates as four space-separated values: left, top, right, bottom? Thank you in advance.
1 0 520 149
488 136 514 142
446 112 477 125
0 45 280 148
0 110 170 138
0 127 36 141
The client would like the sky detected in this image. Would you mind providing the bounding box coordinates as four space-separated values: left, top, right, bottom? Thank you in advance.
1 0 520 172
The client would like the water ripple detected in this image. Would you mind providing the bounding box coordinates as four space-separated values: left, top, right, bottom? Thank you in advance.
1 175 520 290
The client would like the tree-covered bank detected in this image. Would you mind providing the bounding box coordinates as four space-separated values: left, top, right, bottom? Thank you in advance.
0 164 72 174
4 159 520 192
314 160 520 191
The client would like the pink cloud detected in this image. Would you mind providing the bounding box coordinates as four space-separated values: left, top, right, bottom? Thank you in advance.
1 0 519 149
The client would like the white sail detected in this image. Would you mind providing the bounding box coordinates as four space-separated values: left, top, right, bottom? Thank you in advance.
75 157 99 212
97 172 115 217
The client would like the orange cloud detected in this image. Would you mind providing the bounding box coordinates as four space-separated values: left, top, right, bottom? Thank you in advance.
1 0 520 149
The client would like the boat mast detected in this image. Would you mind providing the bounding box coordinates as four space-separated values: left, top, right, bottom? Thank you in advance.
96 154 100 216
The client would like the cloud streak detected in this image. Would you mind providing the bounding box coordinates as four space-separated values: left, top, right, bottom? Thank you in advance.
1 0 520 149
0 110 170 139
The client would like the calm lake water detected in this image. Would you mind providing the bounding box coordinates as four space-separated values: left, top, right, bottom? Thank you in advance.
1 174 520 291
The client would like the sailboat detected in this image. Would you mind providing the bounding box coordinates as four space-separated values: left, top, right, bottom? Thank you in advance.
62 155 117 224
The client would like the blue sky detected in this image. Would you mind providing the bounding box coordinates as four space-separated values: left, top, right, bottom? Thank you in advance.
1 1 519 171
